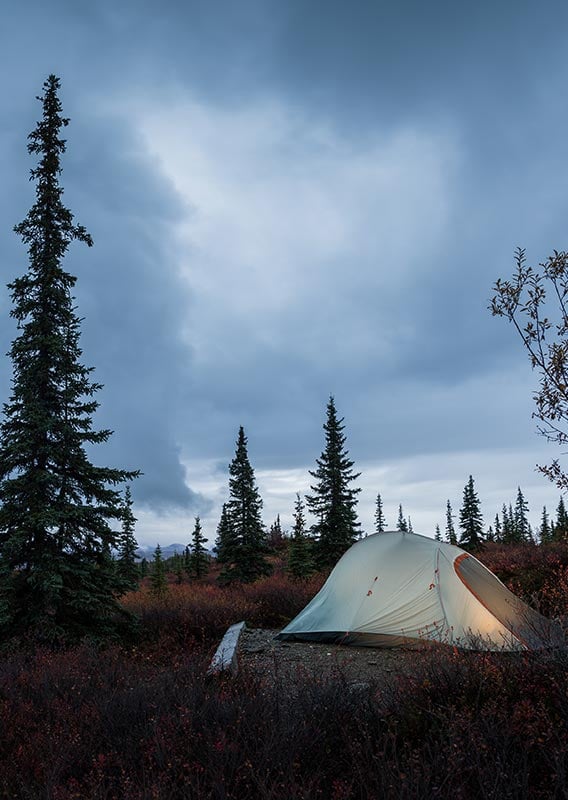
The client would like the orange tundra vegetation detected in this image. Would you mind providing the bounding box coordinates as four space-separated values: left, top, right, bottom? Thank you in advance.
0 543 567 799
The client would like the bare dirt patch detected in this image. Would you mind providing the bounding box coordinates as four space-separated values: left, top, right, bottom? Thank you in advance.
239 627 425 690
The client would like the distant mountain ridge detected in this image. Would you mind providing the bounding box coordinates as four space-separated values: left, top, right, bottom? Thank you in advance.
135 543 187 560
136 543 215 560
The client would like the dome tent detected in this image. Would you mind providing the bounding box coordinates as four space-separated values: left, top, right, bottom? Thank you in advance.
278 531 563 651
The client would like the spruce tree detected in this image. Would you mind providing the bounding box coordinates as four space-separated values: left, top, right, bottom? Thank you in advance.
502 503 513 543
306 397 361 569
514 487 531 543
458 475 484 551
214 504 234 565
494 513 503 543
0 75 138 641
434 524 442 541
150 544 168 598
374 493 386 533
268 515 286 552
287 494 314 579
139 557 149 579
221 427 272 583
446 500 457 545
553 496 568 541
396 504 408 532
116 486 139 593
187 516 209 579
539 506 552 544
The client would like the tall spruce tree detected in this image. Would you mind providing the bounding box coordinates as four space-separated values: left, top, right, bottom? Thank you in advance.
306 397 361 569
187 516 209 579
221 427 271 583
434 524 442 541
0 76 138 641
116 486 139 593
446 500 457 545
374 493 386 533
458 475 484 550
287 494 314 579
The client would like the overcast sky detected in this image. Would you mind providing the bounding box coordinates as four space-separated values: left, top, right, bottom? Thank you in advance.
1 0 567 545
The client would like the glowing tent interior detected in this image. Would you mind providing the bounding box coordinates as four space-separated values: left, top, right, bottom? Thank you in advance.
277 531 563 651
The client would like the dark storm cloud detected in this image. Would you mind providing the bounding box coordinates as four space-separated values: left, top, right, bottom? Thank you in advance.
1 0 568 526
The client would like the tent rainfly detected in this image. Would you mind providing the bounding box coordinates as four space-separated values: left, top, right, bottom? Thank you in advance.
278 531 563 651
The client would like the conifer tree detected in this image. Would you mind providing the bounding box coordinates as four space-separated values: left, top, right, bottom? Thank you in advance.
220 427 271 583
514 487 531 543
139 557 149 579
553 496 568 541
539 506 552 544
446 500 457 545
214 503 234 565
150 544 168 598
268 515 286 551
407 516 414 533
494 513 503 543
434 524 442 541
306 397 361 569
396 504 408 532
508 503 515 541
374 493 387 533
287 494 314 579
0 75 138 641
458 476 484 550
116 486 139 593
187 516 209 579
485 524 495 542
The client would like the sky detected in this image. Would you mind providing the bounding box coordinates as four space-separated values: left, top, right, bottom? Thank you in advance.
0 0 567 546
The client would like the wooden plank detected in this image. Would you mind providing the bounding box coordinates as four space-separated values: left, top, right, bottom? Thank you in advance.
207 621 246 676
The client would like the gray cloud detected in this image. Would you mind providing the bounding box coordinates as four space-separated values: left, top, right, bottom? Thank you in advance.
0 0 567 537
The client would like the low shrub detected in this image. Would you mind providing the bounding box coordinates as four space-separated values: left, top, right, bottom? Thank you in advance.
0 641 567 798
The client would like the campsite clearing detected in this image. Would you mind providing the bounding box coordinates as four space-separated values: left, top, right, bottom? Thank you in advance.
239 626 422 689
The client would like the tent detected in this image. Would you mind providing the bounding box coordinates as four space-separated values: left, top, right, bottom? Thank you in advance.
278 531 563 651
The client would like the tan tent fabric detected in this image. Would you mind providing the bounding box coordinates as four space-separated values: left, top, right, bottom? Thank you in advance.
278 531 563 651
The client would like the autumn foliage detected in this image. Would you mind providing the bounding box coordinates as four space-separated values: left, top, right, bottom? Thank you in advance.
0 545 567 799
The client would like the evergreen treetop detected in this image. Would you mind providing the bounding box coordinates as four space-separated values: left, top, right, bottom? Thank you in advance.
116 486 139 593
553 496 568 541
220 427 272 583
458 475 484 551
513 486 531 543
396 504 408 532
306 397 361 569
187 516 209 579
374 493 386 533
446 500 457 545
287 494 314 580
539 506 552 544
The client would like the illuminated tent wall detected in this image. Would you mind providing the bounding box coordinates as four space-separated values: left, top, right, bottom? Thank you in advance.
278 531 563 651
